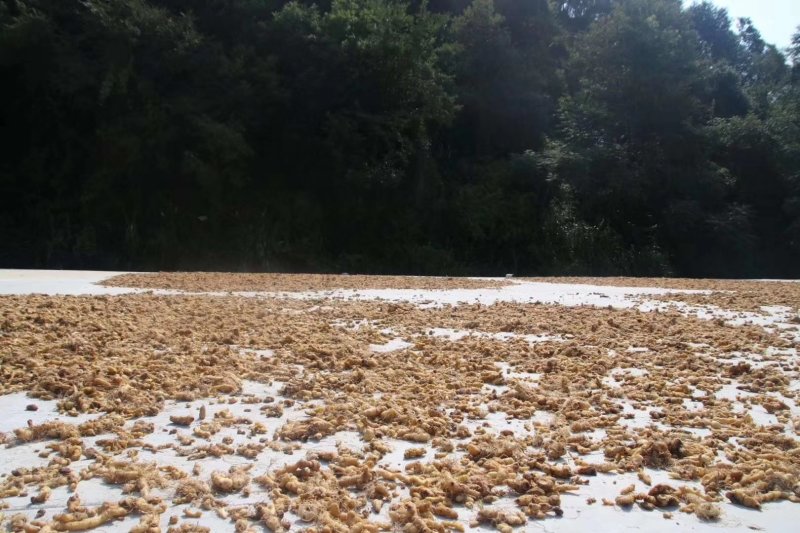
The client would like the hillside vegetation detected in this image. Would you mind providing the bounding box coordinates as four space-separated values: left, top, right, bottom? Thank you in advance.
1 0 799 277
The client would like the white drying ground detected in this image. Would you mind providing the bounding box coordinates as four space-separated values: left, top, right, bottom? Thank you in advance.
0 269 798 532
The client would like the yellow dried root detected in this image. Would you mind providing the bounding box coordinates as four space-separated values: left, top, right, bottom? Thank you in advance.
210 467 250 494
276 418 335 441
51 502 128 531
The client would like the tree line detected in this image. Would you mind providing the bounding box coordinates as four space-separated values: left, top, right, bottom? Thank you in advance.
1 0 799 277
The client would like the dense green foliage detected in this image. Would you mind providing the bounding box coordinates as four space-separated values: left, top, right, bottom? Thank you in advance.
1 0 798 276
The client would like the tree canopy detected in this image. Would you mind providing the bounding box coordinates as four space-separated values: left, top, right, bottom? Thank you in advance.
1 0 798 277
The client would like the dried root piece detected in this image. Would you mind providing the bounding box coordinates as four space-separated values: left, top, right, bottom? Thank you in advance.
546 440 566 461
14 422 79 443
168 525 211 533
615 493 636 507
256 503 286 532
400 429 431 443
210 467 250 493
130 512 162 533
637 440 681 469
727 489 761 509
695 502 721 521
762 398 788 414
9 514 29 531
647 484 680 508
52 502 128 531
79 415 126 436
474 508 526 531
31 486 52 504
432 504 458 520
261 404 284 418
93 461 166 498
276 418 335 441
390 501 452 532
170 415 195 426
404 447 426 460
174 479 212 504
237 443 265 459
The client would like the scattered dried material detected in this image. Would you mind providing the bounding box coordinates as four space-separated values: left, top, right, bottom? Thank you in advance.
0 274 798 531
101 272 510 292
527 276 800 314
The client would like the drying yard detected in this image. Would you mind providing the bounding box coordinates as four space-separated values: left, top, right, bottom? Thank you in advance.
0 270 798 532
